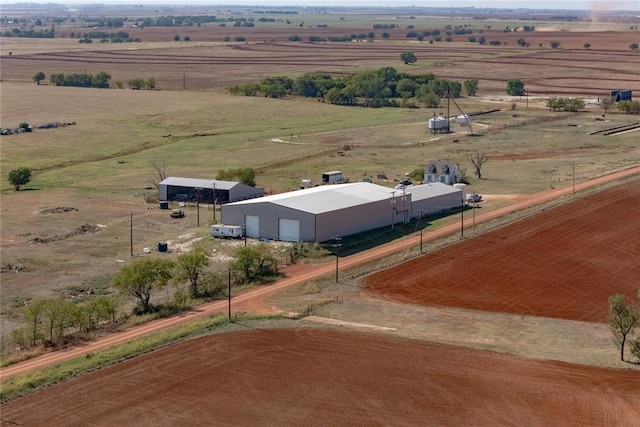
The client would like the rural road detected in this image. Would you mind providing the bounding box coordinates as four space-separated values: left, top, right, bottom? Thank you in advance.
1 166 638 381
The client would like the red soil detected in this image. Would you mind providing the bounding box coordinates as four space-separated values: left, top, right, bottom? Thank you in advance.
1 329 638 426
365 182 640 323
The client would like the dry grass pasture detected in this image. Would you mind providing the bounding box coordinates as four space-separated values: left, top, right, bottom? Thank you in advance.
1 9 639 334
1 9 640 418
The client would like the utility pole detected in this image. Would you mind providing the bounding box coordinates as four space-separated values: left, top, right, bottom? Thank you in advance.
196 201 200 227
473 201 476 234
419 210 424 253
212 182 216 223
390 191 396 231
460 197 464 238
333 236 342 283
572 161 575 196
228 269 232 322
130 212 133 256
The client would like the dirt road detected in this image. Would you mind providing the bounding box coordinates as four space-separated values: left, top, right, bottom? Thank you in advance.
1 165 638 381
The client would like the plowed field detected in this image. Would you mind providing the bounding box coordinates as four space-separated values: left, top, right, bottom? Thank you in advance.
1 329 639 426
365 182 640 323
1 27 638 94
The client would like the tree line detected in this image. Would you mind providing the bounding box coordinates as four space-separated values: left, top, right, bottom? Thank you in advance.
229 67 479 108
1 28 54 38
49 71 112 88
11 244 283 351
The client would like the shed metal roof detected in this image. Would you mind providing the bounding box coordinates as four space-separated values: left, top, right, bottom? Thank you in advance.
159 177 237 190
405 182 462 202
227 182 396 214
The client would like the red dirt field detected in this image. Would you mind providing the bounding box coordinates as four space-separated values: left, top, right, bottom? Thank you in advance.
365 182 640 323
1 329 639 426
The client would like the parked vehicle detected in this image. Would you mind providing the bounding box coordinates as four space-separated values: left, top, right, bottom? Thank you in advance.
170 209 185 218
210 225 243 239
467 193 482 203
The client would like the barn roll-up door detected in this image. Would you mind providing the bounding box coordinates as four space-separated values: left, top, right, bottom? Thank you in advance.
279 218 300 242
245 215 259 238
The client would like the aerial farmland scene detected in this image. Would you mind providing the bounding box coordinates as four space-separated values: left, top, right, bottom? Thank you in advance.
1 1 639 424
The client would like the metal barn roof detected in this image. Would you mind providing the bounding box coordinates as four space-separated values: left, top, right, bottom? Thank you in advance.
228 182 395 214
159 177 237 190
405 182 462 201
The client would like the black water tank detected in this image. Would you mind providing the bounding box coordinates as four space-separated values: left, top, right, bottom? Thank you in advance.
157 242 168 253
159 201 169 209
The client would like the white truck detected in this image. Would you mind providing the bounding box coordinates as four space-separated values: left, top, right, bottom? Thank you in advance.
210 225 243 239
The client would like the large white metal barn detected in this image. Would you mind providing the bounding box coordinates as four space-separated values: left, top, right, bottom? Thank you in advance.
158 177 264 204
221 182 462 243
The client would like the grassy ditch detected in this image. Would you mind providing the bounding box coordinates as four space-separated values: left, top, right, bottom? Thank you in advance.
0 312 286 402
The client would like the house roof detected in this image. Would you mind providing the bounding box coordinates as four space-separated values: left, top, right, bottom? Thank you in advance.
405 182 462 202
425 159 459 174
159 177 238 190
227 182 396 214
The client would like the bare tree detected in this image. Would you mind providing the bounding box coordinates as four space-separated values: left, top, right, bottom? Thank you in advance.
468 153 489 179
601 96 615 115
149 160 167 189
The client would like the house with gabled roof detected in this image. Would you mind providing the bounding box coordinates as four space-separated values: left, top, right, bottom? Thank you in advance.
424 160 461 185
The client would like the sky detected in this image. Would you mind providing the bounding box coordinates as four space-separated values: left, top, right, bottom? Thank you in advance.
0 1 638 11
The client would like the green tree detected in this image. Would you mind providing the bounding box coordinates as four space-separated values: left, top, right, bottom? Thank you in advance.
128 77 145 90
89 295 119 324
583 42 591 49
463 79 479 96
33 71 45 85
23 298 47 346
407 167 424 183
506 79 525 96
550 41 561 49
351 70 390 107
608 293 639 361
145 77 156 90
41 298 74 342
200 271 226 298
477 36 486 45
396 78 416 99
416 85 440 107
112 258 175 314
175 247 209 298
400 51 417 64
293 74 319 97
630 43 639 50
91 71 111 88
8 167 32 191
230 244 277 284
174 34 180 41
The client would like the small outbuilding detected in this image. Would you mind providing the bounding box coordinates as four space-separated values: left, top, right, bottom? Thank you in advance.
158 177 263 204
406 183 464 217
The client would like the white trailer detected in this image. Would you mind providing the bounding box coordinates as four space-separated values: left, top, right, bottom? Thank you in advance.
210 225 243 239
322 170 343 184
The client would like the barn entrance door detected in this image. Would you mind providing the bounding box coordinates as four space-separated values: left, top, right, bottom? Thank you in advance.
245 215 259 238
278 218 300 242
